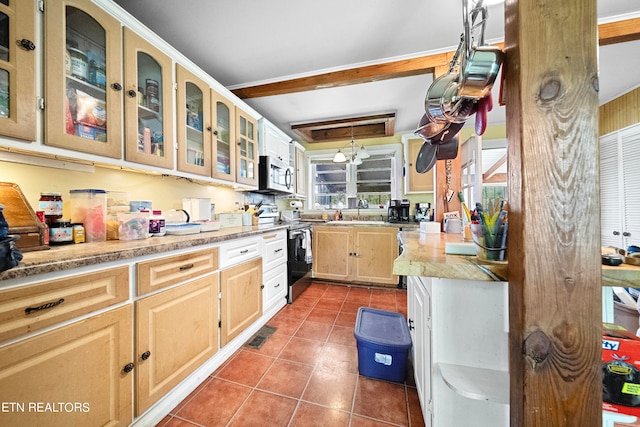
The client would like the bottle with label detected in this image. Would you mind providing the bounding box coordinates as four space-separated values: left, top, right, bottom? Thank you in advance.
149 210 166 236
72 223 85 243
334 210 340 221
36 211 49 245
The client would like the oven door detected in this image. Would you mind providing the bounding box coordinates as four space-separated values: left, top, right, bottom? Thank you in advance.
259 156 293 193
287 228 312 303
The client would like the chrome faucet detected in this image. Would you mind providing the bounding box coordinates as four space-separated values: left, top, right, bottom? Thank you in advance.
356 199 368 220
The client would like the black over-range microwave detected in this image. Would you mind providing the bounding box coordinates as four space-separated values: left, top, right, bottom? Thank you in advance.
258 155 294 194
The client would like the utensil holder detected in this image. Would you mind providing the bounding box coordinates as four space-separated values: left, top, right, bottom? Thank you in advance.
470 222 507 261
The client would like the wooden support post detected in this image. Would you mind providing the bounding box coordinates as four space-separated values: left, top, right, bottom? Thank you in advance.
504 0 602 425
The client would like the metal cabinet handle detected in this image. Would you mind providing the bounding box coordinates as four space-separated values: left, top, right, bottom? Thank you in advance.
408 319 415 330
623 232 631 237
111 82 122 91
25 298 64 314
127 89 136 98
613 231 620 236
179 263 194 271
19 39 36 51
122 363 134 374
275 283 280 288
240 249 249 254
141 351 151 360
274 248 283 253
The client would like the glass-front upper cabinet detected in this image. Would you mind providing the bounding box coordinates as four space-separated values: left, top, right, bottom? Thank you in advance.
235 107 258 187
211 89 235 182
176 64 211 176
45 0 122 158
123 28 173 169
0 0 36 141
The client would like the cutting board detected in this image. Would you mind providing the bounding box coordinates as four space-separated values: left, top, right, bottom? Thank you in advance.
0 182 49 251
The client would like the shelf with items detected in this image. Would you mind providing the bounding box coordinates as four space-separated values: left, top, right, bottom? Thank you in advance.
45 0 122 158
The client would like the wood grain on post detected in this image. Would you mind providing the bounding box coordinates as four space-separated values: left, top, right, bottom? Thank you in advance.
504 0 602 425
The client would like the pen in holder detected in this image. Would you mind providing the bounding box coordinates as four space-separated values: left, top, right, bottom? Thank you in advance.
470 208 508 261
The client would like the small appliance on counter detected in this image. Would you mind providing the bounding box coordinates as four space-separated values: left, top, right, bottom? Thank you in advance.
281 209 301 222
257 204 279 224
388 199 411 223
414 202 431 222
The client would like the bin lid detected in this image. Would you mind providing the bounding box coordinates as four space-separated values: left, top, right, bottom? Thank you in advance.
70 189 107 194
354 307 412 348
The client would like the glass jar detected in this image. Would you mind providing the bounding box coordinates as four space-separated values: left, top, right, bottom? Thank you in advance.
39 192 63 224
149 210 165 237
49 219 73 245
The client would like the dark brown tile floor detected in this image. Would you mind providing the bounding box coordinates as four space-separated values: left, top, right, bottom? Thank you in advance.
156 281 425 427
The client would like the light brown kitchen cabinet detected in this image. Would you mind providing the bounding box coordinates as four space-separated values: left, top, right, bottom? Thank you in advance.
135 273 219 415
404 137 435 193
313 226 399 285
220 257 262 346
211 89 236 181
0 265 129 342
312 226 352 282
235 107 258 187
176 64 211 175
123 27 174 168
45 0 123 158
0 305 133 427
0 0 37 141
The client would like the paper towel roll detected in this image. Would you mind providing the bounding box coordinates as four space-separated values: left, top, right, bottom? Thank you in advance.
290 201 303 208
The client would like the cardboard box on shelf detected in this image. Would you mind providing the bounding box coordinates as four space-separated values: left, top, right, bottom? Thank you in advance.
603 325 640 417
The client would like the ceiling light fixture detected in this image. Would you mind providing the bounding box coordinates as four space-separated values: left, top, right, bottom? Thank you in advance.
332 128 369 164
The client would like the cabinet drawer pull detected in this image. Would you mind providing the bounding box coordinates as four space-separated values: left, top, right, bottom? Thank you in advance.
127 89 136 98
623 232 631 237
179 263 195 271
141 351 151 360
275 283 280 288
111 82 122 91
25 298 65 315
240 249 249 254
19 39 36 51
274 248 283 253
122 363 135 374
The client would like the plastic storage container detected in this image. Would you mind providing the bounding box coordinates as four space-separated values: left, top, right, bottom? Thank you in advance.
354 307 412 383
69 189 107 242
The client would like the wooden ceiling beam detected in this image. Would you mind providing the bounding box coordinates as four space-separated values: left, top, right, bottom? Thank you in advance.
598 17 640 46
231 18 638 100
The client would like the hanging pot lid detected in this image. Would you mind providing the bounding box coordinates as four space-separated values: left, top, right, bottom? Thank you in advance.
415 140 438 174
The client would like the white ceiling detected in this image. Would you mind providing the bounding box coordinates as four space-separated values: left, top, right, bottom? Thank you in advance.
113 0 640 142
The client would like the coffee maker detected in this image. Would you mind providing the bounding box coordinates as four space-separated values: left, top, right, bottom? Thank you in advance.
388 199 411 223
414 203 431 222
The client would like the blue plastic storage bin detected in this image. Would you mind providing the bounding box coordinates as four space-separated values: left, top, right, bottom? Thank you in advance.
354 307 412 383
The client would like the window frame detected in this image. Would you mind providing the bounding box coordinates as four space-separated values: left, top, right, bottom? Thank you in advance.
305 143 403 212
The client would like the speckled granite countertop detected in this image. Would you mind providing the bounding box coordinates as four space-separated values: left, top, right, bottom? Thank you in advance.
393 231 640 286
1 224 289 282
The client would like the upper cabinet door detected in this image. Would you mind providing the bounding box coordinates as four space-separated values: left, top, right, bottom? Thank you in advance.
0 0 36 141
123 28 174 169
45 0 122 158
176 64 211 176
211 89 235 182
235 107 258 187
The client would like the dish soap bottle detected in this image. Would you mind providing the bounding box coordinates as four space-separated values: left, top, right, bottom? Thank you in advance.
334 210 340 221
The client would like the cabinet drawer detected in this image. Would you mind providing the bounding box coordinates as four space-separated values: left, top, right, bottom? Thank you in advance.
137 247 218 296
219 237 261 269
0 266 129 343
262 231 287 271
263 263 288 311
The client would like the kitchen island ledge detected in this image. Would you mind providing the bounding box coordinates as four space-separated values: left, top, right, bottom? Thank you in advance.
394 231 640 287
0 224 289 283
